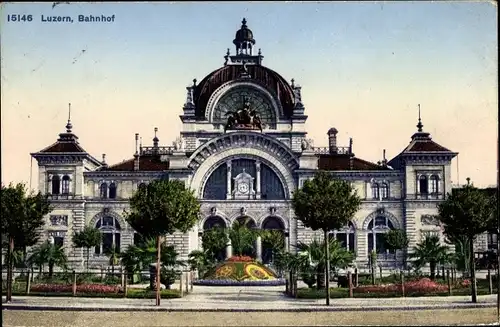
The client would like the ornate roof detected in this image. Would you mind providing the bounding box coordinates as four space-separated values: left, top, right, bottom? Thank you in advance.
318 154 391 171
101 155 169 172
193 64 295 119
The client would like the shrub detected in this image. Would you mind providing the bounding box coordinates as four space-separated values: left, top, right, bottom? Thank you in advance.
354 278 448 295
31 283 121 294
160 268 178 289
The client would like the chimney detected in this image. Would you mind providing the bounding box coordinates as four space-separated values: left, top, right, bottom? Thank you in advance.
327 128 338 154
349 137 353 154
134 133 140 171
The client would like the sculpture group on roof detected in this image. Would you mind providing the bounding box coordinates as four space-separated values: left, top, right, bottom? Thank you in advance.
224 98 263 132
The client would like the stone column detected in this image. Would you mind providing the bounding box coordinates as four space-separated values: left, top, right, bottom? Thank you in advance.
285 234 290 252
226 239 232 259
198 232 203 251
226 160 232 199
256 236 262 262
255 161 261 199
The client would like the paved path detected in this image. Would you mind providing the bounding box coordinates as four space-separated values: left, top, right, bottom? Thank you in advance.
2 286 498 312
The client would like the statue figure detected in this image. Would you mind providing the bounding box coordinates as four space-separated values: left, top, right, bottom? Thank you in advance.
224 99 263 132
173 136 184 150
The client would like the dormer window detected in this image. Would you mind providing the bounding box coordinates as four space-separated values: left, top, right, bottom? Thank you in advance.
109 183 117 199
371 183 380 200
51 175 60 195
61 175 70 194
100 183 108 198
419 175 428 194
430 175 439 194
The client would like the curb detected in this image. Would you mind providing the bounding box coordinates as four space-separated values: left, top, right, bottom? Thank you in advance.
1 303 496 312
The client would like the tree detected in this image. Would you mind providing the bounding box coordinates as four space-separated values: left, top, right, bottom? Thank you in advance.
261 229 285 265
438 179 495 303
1 183 52 302
410 234 449 279
291 171 361 305
201 227 228 262
383 229 409 265
72 226 102 271
125 179 200 306
27 240 68 278
296 238 355 289
106 245 120 275
229 219 257 257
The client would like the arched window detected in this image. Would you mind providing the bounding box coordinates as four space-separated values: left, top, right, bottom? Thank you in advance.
380 183 389 199
234 216 257 229
100 183 108 198
371 183 380 200
367 216 395 257
51 175 60 195
108 183 117 199
429 175 439 194
95 216 121 255
419 175 428 194
61 175 70 194
330 221 356 253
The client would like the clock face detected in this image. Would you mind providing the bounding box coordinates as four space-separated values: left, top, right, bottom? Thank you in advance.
238 182 249 194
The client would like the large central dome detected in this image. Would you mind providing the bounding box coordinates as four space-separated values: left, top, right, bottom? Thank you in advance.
191 18 297 120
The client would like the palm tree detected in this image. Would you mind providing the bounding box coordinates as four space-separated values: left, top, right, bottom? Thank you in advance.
261 230 285 264
27 241 68 278
229 220 257 257
188 249 214 279
105 245 120 274
201 227 228 262
296 238 354 290
410 234 449 280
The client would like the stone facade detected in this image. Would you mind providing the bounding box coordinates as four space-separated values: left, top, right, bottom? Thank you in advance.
30 19 482 272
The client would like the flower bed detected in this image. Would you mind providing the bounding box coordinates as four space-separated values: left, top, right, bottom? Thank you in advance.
195 258 285 286
30 283 121 294
227 256 253 262
193 278 286 286
354 278 448 295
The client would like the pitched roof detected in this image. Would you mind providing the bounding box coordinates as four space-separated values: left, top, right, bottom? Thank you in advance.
102 155 169 172
318 154 391 171
403 132 453 153
37 133 87 153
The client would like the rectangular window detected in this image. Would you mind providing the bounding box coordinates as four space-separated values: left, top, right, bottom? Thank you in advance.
54 237 64 248
368 233 374 253
336 233 347 248
102 233 113 254
114 233 121 252
348 233 355 252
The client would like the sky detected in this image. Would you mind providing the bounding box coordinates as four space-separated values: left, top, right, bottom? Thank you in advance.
1 1 498 190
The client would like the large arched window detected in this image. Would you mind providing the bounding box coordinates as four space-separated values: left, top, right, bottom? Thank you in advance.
261 216 286 264
51 175 60 195
429 175 439 194
260 164 285 200
203 164 228 200
330 221 355 253
234 216 257 229
109 183 117 199
367 216 395 257
371 183 380 200
95 216 121 255
100 183 108 198
419 175 428 194
61 175 70 194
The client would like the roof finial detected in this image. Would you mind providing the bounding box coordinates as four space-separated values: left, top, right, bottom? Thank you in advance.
291 78 295 88
416 103 423 132
242 18 247 27
66 103 73 133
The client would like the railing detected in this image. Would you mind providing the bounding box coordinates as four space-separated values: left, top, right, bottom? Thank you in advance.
140 146 175 156
406 193 444 200
47 194 82 200
312 146 351 155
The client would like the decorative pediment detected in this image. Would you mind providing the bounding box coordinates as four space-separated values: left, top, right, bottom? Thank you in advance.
421 214 440 226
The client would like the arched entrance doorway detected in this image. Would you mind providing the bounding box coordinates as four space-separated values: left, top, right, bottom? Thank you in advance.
202 216 228 262
261 216 285 264
231 216 257 257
